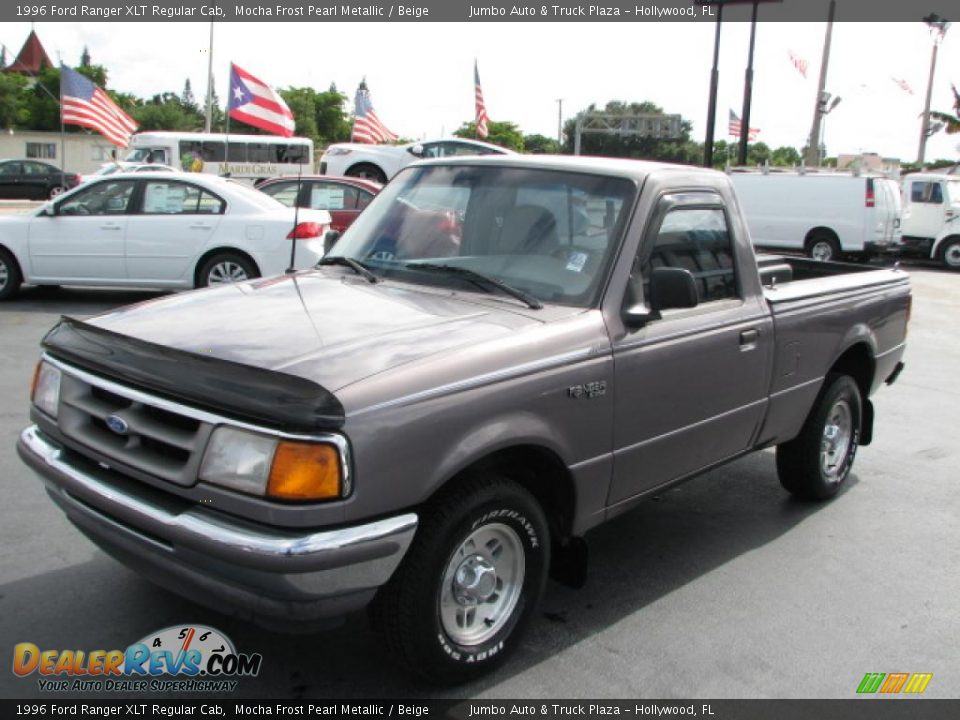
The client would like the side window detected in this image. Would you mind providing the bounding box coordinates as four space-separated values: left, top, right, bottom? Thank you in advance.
248 143 271 163
226 143 247 162
309 183 360 211
201 141 225 162
0 163 21 176
420 142 443 159
911 181 943 204
141 182 224 215
58 180 136 216
260 182 300 207
640 206 738 304
356 190 374 210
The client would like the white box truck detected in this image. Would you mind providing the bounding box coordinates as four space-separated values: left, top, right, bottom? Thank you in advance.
729 170 902 261
900 172 960 269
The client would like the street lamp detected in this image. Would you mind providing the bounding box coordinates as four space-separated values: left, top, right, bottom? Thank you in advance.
918 13 950 165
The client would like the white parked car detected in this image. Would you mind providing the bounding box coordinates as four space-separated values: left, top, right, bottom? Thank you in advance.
320 138 513 184
0 172 330 300
899 172 960 269
729 170 902 261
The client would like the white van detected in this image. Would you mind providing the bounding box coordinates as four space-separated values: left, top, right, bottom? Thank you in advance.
728 170 902 261
900 172 960 269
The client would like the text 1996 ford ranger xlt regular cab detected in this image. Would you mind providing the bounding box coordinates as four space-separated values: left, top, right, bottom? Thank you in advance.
18 155 910 683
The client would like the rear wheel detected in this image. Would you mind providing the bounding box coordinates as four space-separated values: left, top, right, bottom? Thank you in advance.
806 233 841 262
938 237 960 271
48 185 65 199
196 252 259 288
776 373 862 500
370 475 550 684
346 163 387 184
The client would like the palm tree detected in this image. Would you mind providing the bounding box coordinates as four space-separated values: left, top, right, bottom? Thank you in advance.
930 84 960 134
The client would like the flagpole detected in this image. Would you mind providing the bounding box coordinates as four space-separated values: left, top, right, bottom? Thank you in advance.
204 22 214 133
59 63 66 191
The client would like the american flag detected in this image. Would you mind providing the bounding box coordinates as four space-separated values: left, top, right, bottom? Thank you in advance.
729 110 760 142
891 77 915 95
228 63 295 137
475 60 489 139
788 49 809 79
60 65 138 147
351 80 397 144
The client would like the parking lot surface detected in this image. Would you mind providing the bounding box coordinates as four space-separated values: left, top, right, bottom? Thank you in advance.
1 266 957 699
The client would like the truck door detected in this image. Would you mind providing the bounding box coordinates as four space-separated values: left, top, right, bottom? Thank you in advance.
608 192 773 505
904 179 946 239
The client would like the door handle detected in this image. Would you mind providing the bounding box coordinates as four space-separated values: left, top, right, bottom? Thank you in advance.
740 329 759 346
99 224 122 230
189 223 212 230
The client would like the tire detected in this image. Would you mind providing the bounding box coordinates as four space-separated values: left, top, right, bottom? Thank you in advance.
806 233 841 262
370 475 550 684
48 185 65 199
0 247 23 301
346 163 387 185
196 252 259 288
776 373 862 500
937 237 960 271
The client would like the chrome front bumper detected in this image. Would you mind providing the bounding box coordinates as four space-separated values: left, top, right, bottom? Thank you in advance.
17 425 418 627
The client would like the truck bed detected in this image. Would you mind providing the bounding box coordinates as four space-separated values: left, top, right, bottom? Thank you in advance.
756 254 909 304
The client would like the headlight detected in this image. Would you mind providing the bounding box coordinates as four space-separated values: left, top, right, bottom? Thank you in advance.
31 361 61 418
199 426 343 501
325 147 352 157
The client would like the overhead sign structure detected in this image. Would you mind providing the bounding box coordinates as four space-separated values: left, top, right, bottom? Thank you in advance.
573 113 683 154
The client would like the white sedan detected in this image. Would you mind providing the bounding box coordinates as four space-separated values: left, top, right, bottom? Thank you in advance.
0 172 330 300
320 138 513 184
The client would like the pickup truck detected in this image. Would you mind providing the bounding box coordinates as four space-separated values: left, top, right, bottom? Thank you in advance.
18 155 910 684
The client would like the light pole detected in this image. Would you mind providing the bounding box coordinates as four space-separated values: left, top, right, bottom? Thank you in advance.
805 0 836 167
918 14 950 165
556 99 563 148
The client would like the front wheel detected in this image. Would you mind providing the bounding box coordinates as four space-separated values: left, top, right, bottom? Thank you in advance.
196 252 259 288
0 248 23 301
776 373 862 500
370 475 550 684
938 237 960 271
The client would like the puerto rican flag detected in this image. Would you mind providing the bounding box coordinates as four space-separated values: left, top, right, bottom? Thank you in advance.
228 63 295 137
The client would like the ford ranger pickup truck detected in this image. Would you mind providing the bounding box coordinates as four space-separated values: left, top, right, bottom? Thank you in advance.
18 155 910 683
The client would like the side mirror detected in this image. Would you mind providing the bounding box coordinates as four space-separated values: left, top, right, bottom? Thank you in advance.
324 229 341 254
650 267 699 311
622 267 698 328
408 144 424 158
41 204 56 217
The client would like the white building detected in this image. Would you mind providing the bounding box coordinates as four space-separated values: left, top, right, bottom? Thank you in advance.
0 130 118 175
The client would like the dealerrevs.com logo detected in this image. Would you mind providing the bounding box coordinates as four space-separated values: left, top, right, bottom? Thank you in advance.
13 625 262 693
856 672 933 695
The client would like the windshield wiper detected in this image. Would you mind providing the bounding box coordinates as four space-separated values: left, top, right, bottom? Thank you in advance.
317 256 379 284
405 262 543 310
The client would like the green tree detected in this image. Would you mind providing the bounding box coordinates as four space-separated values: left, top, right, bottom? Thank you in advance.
747 141 772 166
454 120 524 151
562 101 695 163
523 133 559 154
181 78 198 114
771 145 802 166
0 72 29 128
930 84 960 135
80 46 91 68
279 87 320 140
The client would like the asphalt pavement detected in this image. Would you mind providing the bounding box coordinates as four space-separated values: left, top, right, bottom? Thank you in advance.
0 267 957 700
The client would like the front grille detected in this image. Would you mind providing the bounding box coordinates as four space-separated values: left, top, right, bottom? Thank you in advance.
57 371 215 487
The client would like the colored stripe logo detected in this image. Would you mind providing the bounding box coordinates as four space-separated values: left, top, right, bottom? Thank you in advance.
857 672 932 694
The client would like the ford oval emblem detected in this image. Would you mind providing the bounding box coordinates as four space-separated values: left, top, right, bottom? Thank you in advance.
105 415 129 435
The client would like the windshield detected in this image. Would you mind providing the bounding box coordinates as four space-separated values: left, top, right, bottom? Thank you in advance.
328 165 636 307
948 180 960 204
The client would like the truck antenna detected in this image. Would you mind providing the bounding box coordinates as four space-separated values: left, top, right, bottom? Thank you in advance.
286 157 304 274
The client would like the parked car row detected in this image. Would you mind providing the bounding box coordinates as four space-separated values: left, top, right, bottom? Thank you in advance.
0 159 81 200
0 171 331 300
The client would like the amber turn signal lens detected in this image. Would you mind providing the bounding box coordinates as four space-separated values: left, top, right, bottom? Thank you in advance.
266 441 341 500
30 362 42 401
